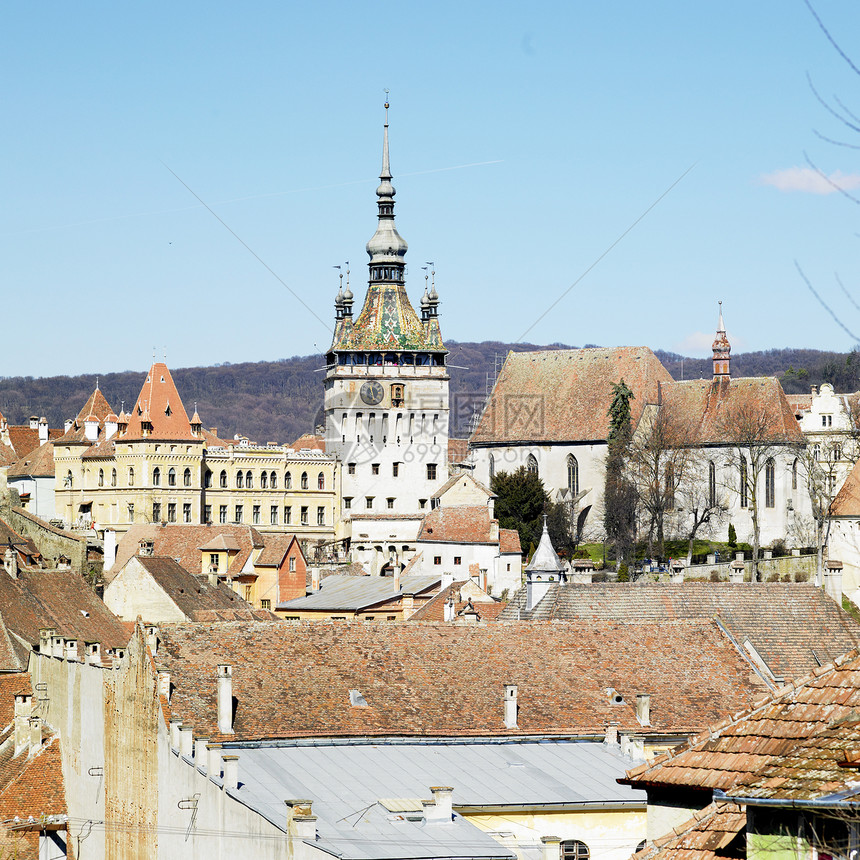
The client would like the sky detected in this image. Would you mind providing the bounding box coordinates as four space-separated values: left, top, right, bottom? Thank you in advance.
3 1 860 379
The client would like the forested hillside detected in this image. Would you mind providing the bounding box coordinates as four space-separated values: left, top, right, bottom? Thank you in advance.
1 342 857 445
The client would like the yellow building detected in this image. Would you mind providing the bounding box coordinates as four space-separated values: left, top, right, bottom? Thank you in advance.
53 362 341 549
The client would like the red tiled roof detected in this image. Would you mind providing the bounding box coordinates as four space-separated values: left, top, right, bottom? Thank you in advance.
831 458 860 516
408 582 508 622
56 388 115 444
7 443 54 478
499 528 522 554
418 506 497 544
122 363 196 441
471 347 673 444
448 439 469 463
158 618 767 742
255 534 302 567
290 434 326 451
632 802 746 860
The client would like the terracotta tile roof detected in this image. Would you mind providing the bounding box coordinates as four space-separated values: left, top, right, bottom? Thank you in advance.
0 615 27 672
0 444 17 467
657 377 804 446
122 363 196 441
254 534 302 567
56 387 115 444
785 394 812 416
201 427 231 447
418 506 497 544
111 524 265 582
408 582 508 622
289 434 326 451
81 438 116 459
498 583 860 683
499 528 522 554
448 439 469 463
6 443 54 478
831 458 860 516
0 734 66 821
4 426 61 459
470 347 673 444
632 802 746 860
133 556 259 621
157 618 766 742
622 649 860 793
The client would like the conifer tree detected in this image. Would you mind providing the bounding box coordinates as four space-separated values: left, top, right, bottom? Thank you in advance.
604 380 636 567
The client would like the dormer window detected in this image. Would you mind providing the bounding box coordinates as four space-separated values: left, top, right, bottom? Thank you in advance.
165 404 172 416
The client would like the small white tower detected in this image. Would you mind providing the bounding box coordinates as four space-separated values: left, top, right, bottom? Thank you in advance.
524 518 565 611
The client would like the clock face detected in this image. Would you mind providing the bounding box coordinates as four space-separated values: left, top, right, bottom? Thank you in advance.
360 381 384 405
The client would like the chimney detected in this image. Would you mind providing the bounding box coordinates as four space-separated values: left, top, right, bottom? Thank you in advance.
208 570 218 587
179 725 194 758
730 559 745 583
604 721 619 746
29 416 38 430
424 786 454 824
64 418 73 433
64 639 78 662
443 596 455 622
103 530 117 573
157 670 171 702
504 684 518 729
217 665 234 734
52 636 64 659
4 543 18 580
86 641 102 665
636 693 651 727
286 801 317 840
402 593 415 620
28 715 42 753
441 572 454 590
222 754 239 790
14 694 32 756
105 415 118 440
311 568 321 592
490 519 499 541
195 737 209 769
541 837 562 860
145 626 158 657
39 628 54 654
393 566 401 592
84 414 99 442
38 417 48 444
825 560 844 603
207 743 223 779
620 733 645 760
169 718 183 750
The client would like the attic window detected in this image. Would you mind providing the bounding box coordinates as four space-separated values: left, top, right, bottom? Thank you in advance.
165 404 172 416
161 376 165 383
80 610 90 618
349 689 368 708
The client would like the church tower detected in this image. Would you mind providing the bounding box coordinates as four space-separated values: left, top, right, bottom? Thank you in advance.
712 302 731 380
324 101 449 516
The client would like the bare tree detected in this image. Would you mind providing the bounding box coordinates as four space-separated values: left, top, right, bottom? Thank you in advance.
795 440 838 586
674 451 729 566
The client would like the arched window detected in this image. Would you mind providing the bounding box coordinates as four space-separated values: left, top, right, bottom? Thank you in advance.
98 469 104 487
285 471 293 490
489 454 495 480
168 467 176 487
708 461 716 507
318 472 325 490
246 470 253 489
814 444 821 461
765 458 775 508
65 470 73 489
153 467 161 487
236 471 244 489
301 472 309 490
204 470 212 489
567 455 579 496
183 468 191 487
739 457 748 508
526 453 538 476
219 470 227 488
261 472 268 489
561 841 590 860
111 468 117 487
665 463 675 511
128 467 134 487
792 458 798 491
270 471 277 489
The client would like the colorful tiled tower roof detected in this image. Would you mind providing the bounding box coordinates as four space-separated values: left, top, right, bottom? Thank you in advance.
330 100 445 354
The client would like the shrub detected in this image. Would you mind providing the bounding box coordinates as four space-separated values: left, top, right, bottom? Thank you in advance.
766 572 780 582
593 571 610 583
709 570 722 582
794 571 810 583
617 562 630 583
771 539 788 558
780 573 791 582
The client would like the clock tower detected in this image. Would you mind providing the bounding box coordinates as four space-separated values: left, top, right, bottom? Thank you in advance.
324 101 449 517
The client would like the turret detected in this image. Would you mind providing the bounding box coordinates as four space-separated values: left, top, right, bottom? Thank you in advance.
712 301 731 380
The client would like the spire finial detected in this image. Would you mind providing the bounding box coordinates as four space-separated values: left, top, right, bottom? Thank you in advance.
381 90 391 180
718 300 725 332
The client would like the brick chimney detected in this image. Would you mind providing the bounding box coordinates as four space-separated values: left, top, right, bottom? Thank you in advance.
217 665 234 734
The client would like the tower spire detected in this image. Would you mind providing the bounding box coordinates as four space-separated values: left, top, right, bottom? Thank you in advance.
712 300 731 381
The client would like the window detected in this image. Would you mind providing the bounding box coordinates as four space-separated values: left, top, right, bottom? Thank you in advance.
128 467 134 487
814 444 821 461
168 468 176 487
834 443 843 461
253 505 261 524
765 458 775 508
317 506 325 525
183 468 191 487
285 471 293 489
318 472 325 490
64 470 73 489
489 454 495 479
526 453 538 475
289 556 296 572
419 498 427 509
285 506 292 524
822 414 832 427
204 470 212 488
426 463 437 481
270 471 277 488
220 470 227 488
98 469 104 487
261 471 268 489
270 505 278 525
301 472 309 489
709 461 716 507
236 471 244 489
261 599 271 610
665 464 675 511
434 556 442 565
127 503 134 521
561 841 590 860
301 506 309 525
152 502 161 522
454 556 462 565
204 504 212 523
344 497 352 510
153 467 161 487
387 498 395 510
219 505 227 524
567 455 579 495
167 503 176 523
183 503 191 523
245 585 252 601
392 462 400 477
391 384 404 407
246 470 253 489
372 463 380 476
366 497 374 510
235 504 243 523
792 458 798 490
740 457 748 508
347 463 356 475
111 468 117 487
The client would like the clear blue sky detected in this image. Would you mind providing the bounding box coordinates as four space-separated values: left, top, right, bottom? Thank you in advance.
3 1 860 379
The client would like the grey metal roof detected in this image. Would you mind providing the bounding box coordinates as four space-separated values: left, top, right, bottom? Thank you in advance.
525 520 564 574
224 739 645 860
278 574 441 611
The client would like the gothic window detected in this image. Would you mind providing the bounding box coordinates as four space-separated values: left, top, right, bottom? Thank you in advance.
111 468 117 487
285 471 293 489
261 472 268 489
168 468 176 487
236 471 244 489
665 463 675 511
489 454 495 480
567 455 579 496
153 467 161 487
740 457 748 508
270 471 277 489
792 458 798 491
709 461 716 507
526 453 538 476
301 472 309 490
183 468 191 487
204 470 212 489
219 470 227 488
246 470 253 489
318 472 325 490
765 459 775 508
152 502 161 522
98 469 104 487
128 467 134 487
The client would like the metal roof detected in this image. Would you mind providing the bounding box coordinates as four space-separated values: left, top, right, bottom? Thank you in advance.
277 574 441 611
225 739 645 860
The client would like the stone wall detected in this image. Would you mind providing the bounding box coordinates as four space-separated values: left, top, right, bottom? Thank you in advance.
7 505 88 573
682 554 817 582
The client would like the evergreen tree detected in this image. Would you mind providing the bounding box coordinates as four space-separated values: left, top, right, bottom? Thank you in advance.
604 379 636 566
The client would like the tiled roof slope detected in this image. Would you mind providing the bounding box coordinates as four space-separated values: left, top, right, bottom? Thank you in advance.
7 442 54 478
5 426 63 459
254 534 300 567
123 362 196 441
831 458 860 516
448 438 469 464
135 556 259 621
632 802 746 860
0 735 66 821
0 615 27 672
56 387 114 444
418 506 498 544
111 524 265 581
470 348 673 444
157 619 766 742
785 394 812 416
289 434 326 451
622 650 860 793
408 582 507 622
658 378 803 446
499 529 522 554
497 583 860 682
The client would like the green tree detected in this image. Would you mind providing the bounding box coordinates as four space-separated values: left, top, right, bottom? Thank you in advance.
604 380 636 566
492 467 546 555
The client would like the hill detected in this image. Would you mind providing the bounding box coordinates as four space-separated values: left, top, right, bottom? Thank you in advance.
0 343 857 445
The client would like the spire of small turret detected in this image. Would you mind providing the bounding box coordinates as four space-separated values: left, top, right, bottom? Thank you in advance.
712 300 731 380
718 300 725 333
